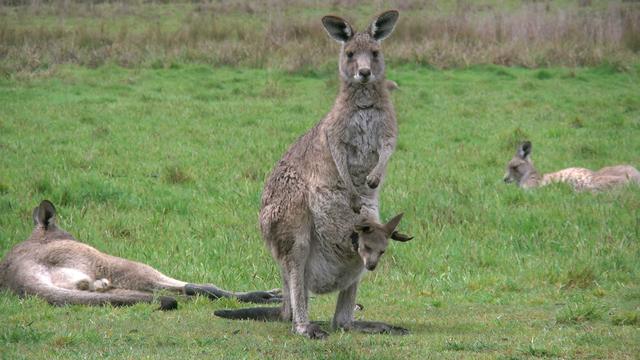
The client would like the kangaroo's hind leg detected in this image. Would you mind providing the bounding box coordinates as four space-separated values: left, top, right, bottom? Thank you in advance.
332 281 408 335
103 256 187 293
285 231 328 339
104 253 281 303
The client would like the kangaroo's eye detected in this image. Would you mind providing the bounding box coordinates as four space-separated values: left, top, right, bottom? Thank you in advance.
372 51 379 58
346 51 354 59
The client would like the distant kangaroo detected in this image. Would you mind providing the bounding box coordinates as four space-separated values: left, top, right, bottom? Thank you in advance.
215 10 413 339
504 141 640 191
0 201 281 309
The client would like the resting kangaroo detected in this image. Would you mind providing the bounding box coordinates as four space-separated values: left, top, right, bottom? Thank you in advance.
0 200 281 309
215 10 413 339
504 141 640 191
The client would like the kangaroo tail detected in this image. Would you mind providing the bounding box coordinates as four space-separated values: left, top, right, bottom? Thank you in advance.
214 307 282 321
26 283 176 309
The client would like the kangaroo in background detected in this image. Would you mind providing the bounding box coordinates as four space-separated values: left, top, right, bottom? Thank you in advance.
0 200 281 309
215 10 413 339
504 141 640 191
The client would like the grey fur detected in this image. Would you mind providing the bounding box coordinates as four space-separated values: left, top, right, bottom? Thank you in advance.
0 200 281 307
218 11 412 340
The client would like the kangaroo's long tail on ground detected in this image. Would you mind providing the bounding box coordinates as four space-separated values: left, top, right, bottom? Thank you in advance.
26 284 177 310
214 307 282 321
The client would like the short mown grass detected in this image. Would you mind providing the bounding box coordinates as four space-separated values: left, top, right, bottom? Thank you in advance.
0 63 639 358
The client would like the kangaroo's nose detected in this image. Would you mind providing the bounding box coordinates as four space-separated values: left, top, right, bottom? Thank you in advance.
365 263 377 271
359 68 371 78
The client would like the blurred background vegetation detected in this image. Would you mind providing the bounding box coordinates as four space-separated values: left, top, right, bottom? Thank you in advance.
1 0 639 76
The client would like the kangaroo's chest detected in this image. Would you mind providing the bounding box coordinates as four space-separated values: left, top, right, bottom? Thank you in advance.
343 109 384 185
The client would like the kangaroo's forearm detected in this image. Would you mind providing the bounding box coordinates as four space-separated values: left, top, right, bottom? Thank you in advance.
372 141 395 175
326 130 357 194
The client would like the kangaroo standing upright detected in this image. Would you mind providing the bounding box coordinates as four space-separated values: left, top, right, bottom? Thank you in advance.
215 10 413 340
0 200 281 309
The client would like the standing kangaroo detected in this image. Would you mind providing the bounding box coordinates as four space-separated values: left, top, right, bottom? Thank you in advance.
215 11 413 339
0 200 281 309
504 141 640 191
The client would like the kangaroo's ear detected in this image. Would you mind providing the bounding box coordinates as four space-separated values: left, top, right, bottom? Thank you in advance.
33 200 56 229
322 15 354 43
368 10 399 41
383 213 404 235
391 231 414 242
517 141 532 159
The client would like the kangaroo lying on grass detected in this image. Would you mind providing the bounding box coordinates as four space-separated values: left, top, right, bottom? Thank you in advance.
0 200 281 310
215 10 413 339
504 141 640 191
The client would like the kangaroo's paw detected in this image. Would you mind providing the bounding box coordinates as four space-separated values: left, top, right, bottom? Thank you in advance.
76 279 92 291
93 279 111 292
295 323 328 340
237 289 283 304
350 321 408 335
366 173 380 189
350 194 363 214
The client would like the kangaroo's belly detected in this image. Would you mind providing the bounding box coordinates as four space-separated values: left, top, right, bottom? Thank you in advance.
306 248 364 294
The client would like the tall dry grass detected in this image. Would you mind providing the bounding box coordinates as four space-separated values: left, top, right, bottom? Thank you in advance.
0 0 639 74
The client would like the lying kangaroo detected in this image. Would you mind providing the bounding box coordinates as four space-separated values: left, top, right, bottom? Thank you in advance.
504 141 640 191
215 10 413 340
0 200 281 309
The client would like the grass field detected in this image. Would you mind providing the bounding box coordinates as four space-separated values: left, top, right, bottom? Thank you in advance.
0 62 639 358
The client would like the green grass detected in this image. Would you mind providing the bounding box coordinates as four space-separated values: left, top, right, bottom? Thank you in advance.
0 63 639 358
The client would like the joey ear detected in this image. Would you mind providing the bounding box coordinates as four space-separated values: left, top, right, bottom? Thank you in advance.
517 141 532 159
33 200 56 229
384 213 404 235
391 231 414 242
368 10 399 41
322 15 354 43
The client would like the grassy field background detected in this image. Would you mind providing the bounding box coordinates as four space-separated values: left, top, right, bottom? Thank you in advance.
1 0 640 359
1 63 639 358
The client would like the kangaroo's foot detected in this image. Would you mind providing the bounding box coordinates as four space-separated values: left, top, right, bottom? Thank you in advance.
237 289 282 304
348 321 408 335
185 284 282 304
184 284 227 299
295 323 328 340
93 279 112 292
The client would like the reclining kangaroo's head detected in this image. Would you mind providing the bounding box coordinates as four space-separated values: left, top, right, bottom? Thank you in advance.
31 200 74 241
504 141 536 186
322 10 399 85
352 213 412 271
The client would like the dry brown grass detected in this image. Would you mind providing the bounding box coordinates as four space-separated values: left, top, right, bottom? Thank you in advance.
1 0 639 74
